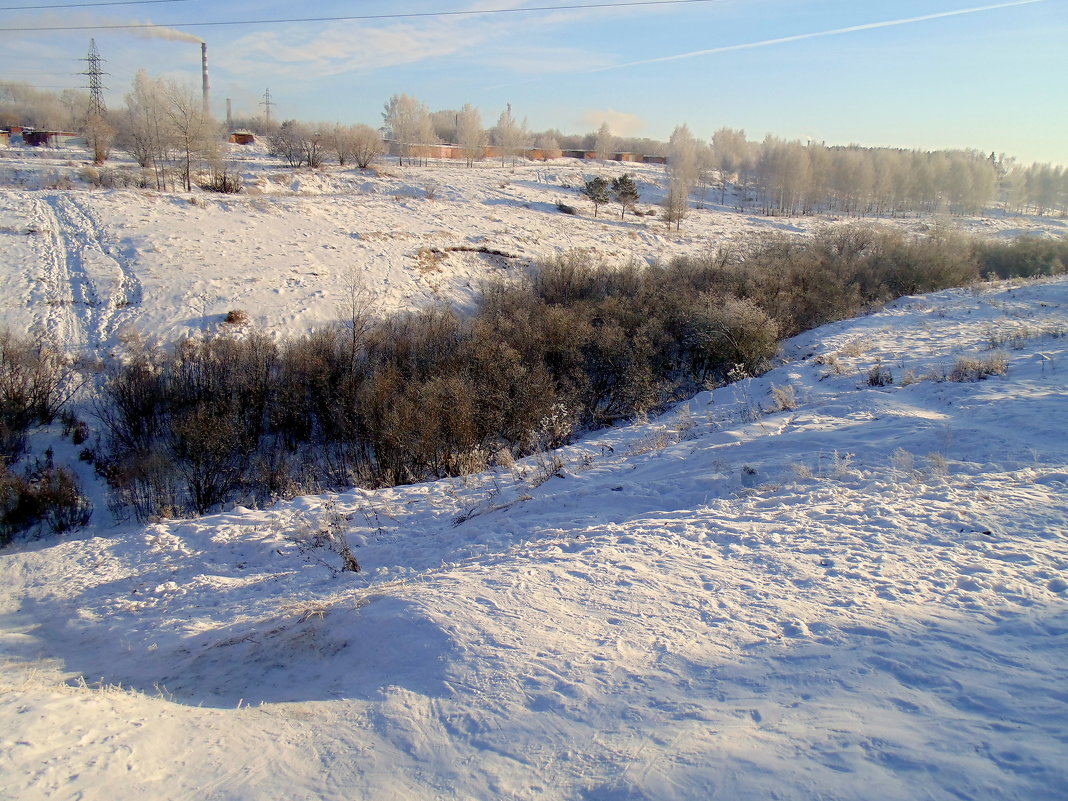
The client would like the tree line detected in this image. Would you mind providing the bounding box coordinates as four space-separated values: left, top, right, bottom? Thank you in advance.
707 130 1068 218
5 79 1064 218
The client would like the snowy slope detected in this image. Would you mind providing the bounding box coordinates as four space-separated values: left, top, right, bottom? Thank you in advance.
2 277 1067 800
2 148 1066 356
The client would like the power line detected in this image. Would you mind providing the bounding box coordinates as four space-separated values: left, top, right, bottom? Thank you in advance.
1 0 720 32
0 0 191 9
260 87 273 125
81 36 107 118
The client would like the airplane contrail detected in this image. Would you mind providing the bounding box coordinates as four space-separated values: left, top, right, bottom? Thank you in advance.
589 0 1044 73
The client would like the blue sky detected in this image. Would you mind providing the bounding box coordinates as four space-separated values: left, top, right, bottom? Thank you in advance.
2 0 1065 164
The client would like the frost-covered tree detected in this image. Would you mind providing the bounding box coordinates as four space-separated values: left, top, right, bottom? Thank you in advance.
535 132 559 152
456 103 485 167
664 124 699 225
118 71 170 172
662 177 689 231
711 126 748 204
350 124 384 169
331 123 359 167
493 103 526 166
0 81 85 131
594 122 615 161
383 93 432 166
162 82 218 191
430 108 458 143
269 120 308 167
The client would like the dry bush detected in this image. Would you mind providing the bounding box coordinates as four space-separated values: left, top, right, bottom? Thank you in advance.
1 463 92 545
1 330 74 462
977 236 1068 279
768 383 797 411
867 360 893 387
223 309 250 325
813 352 843 376
292 501 360 573
948 352 1009 382
839 339 866 358
94 225 1004 520
927 452 949 476
199 164 242 194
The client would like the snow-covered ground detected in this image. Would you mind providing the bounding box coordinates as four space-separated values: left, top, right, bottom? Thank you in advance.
2 145 1066 355
2 272 1067 800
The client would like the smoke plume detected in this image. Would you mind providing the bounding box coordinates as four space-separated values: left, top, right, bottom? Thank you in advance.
127 20 203 44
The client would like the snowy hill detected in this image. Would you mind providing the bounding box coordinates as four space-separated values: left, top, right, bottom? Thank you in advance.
2 276 1066 800
2 149 1066 355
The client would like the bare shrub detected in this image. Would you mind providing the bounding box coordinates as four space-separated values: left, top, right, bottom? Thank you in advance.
223 309 250 325
839 339 866 358
199 164 242 194
976 236 1068 279
867 360 893 387
825 450 855 479
948 352 1008 382
891 447 918 478
529 447 565 487
927 452 949 476
333 123 383 169
685 295 780 379
92 224 1003 520
768 383 797 411
0 463 92 545
814 352 843 376
292 500 360 573
1 331 76 462
79 165 101 185
83 168 149 189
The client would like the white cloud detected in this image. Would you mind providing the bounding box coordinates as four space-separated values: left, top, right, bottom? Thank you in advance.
214 0 675 80
220 20 494 77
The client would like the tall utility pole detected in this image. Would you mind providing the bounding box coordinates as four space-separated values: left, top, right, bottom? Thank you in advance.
261 88 274 127
82 38 108 121
81 38 110 163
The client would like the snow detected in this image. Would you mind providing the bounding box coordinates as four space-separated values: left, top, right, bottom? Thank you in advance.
1 145 1065 355
1 146 1067 800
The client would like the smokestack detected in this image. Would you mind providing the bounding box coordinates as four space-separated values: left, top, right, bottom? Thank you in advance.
226 98 232 129
201 42 211 116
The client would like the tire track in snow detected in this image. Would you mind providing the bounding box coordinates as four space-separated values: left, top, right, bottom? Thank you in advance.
43 193 144 350
28 195 88 349
62 193 144 342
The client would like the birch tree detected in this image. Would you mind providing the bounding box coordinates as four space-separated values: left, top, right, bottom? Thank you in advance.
118 71 171 176
664 124 699 226
456 104 485 167
383 93 431 166
163 82 218 191
594 122 615 161
493 104 525 166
